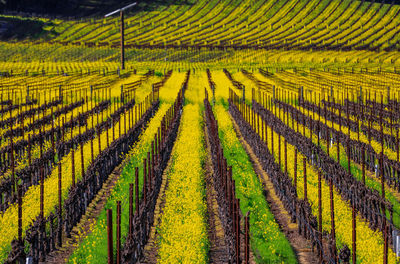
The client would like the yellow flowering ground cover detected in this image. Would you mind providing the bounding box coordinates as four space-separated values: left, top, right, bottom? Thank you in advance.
69 103 171 264
0 98 109 181
254 96 400 231
0 99 140 262
296 98 400 164
254 104 397 263
157 103 209 264
2 63 400 264
69 72 185 263
280 100 400 226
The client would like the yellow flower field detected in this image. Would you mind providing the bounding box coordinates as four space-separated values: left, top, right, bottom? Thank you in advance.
157 103 209 264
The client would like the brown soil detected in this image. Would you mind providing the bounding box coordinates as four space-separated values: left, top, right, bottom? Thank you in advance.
204 122 231 264
230 113 322 264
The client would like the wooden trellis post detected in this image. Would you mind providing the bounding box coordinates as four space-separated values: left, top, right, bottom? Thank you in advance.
303 157 307 201
71 148 75 188
337 132 340 164
278 132 281 169
347 140 351 174
40 127 43 158
135 167 139 213
236 198 241 264
339 104 342 133
318 170 322 261
327 127 330 157
116 201 121 264
58 162 62 247
18 184 22 243
147 152 151 193
244 211 250 264
98 127 102 154
284 139 288 175
51 108 55 154
271 122 274 156
352 204 356 264
129 183 133 237
143 159 147 204
294 149 297 193
10 134 15 194
80 129 85 180
261 113 264 142
124 110 127 135
362 146 365 184
381 154 388 264
107 209 113 264
397 129 399 162
40 168 44 219
330 177 336 262
28 134 31 166
112 118 115 142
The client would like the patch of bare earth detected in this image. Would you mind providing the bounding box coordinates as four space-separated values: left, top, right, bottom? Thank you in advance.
204 123 230 264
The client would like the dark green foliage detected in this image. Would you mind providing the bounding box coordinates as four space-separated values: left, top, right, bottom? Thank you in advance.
0 17 54 40
0 0 193 18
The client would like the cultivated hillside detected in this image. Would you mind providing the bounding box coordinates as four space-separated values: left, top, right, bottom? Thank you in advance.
37 0 400 52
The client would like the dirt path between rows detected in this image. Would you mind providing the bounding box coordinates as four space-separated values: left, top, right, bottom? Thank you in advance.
230 113 321 264
204 122 231 264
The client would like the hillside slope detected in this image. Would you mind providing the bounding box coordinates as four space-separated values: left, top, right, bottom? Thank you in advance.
39 0 400 52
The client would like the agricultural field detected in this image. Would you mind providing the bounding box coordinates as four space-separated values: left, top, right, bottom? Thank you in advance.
1 0 400 263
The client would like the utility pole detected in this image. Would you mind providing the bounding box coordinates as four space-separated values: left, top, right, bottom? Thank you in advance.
120 10 125 70
105 2 137 70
